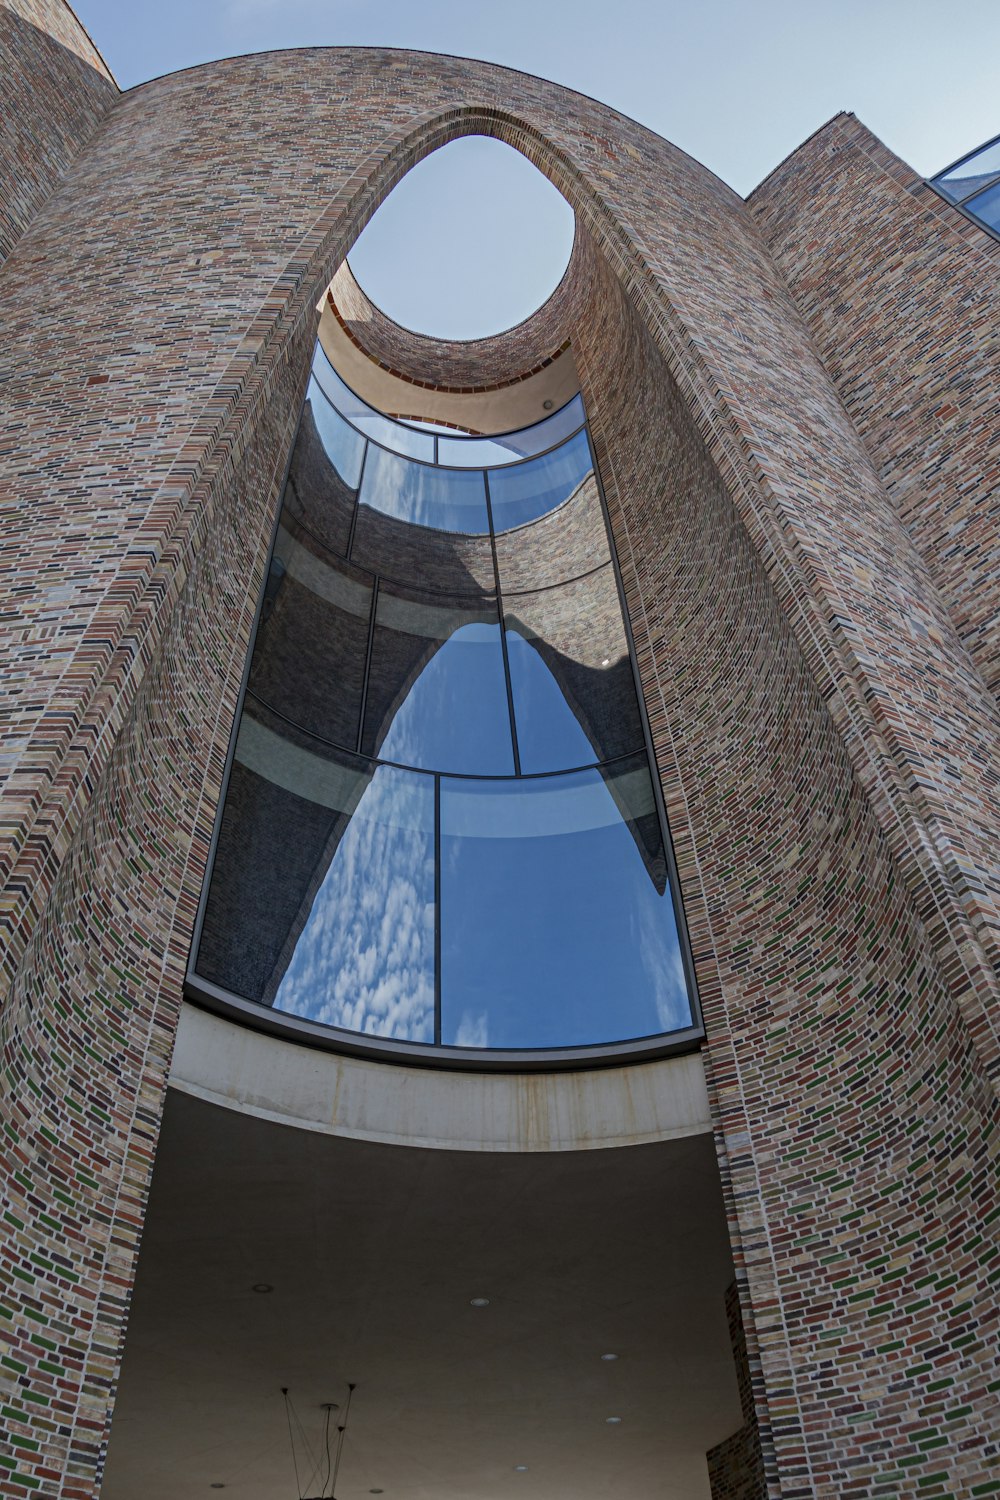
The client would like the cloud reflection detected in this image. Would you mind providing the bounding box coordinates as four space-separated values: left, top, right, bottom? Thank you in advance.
273 765 435 1042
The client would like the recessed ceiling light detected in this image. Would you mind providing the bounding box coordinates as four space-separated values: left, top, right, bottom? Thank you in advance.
543 399 554 410
251 1283 273 1294
600 1352 619 1361
470 1297 490 1307
606 1416 623 1425
514 1464 529 1472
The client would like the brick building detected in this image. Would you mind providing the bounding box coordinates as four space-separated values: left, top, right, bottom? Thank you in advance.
1 2 999 1496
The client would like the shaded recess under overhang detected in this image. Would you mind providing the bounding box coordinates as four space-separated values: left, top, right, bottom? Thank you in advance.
102 1015 740 1500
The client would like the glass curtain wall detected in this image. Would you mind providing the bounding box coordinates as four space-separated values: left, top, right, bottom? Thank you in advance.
188 346 698 1055
930 133 1000 237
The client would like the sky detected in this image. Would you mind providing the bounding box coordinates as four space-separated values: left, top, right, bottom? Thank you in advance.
73 0 1000 335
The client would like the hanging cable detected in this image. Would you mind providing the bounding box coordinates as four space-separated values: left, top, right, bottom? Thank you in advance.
320 1402 333 1499
329 1383 356 1499
282 1389 302 1500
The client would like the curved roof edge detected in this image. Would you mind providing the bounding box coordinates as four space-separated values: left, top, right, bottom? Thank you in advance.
170 1003 712 1154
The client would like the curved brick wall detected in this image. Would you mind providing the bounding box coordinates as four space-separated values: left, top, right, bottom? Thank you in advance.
574 236 1000 1498
327 237 582 390
0 44 999 1499
749 113 1000 703
0 0 117 264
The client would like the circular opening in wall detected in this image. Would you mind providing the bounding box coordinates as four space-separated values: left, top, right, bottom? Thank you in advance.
348 136 575 341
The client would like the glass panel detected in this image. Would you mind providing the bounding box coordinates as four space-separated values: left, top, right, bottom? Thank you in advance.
306 382 366 487
351 501 497 594
439 756 691 1049
360 444 490 534
437 394 586 467
504 565 644 772
964 179 1000 234
363 585 514 774
247 516 372 749
488 428 593 531
494 472 609 593
196 713 435 1041
286 395 364 558
935 137 1000 202
312 347 435 461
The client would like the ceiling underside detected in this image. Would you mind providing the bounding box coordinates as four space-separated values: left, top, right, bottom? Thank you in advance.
103 1088 740 1500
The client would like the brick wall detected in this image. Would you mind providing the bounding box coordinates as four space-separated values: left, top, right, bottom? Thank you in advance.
749 113 1000 702
327 242 583 391
0 0 117 264
1 44 998 1498
707 1283 766 1499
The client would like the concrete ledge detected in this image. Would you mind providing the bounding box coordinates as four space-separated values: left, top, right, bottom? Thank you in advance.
170 1001 713 1152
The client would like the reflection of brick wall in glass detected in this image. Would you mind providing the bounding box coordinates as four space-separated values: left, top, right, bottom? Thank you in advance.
189 350 698 1055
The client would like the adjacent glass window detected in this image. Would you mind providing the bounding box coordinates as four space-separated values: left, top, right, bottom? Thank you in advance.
313 347 435 461
437 394 586 468
963 179 1000 235
307 381 367 486
504 565 643 773
933 135 1000 203
248 520 372 748
189 344 698 1058
930 133 1000 238
315 341 586 467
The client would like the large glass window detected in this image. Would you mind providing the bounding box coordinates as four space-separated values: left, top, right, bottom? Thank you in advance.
189 343 699 1057
487 428 593 530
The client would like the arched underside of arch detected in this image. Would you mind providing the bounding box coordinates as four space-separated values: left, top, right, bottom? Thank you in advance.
1 40 999 1499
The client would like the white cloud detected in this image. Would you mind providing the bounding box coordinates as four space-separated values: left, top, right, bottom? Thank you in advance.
273 766 435 1043
453 1010 489 1049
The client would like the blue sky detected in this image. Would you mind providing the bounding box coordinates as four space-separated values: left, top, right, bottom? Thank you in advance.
74 0 1000 334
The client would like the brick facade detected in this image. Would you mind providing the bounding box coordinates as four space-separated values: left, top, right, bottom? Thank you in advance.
1 8 999 1496
0 0 116 265
749 113 1000 703
707 1283 766 1500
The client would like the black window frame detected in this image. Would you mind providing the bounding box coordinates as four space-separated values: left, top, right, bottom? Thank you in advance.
184 346 705 1071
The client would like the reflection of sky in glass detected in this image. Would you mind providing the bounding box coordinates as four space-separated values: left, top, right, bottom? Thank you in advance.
361 445 490 534
307 383 366 487
376 622 514 774
272 764 435 1041
437 394 586 468
198 352 699 1054
505 630 596 772
935 138 1000 202
312 348 434 460
965 179 1000 232
439 763 691 1049
488 428 593 530
313 340 585 469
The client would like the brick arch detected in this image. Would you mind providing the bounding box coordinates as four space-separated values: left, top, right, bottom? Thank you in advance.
1 42 999 1500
